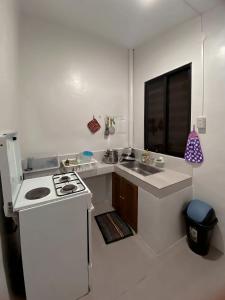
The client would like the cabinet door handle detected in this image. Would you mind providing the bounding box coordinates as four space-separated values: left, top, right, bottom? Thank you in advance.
120 196 125 200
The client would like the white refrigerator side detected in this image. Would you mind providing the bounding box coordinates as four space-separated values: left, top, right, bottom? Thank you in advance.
0 133 23 217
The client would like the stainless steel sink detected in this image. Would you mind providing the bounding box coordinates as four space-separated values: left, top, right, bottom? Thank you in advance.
121 161 162 176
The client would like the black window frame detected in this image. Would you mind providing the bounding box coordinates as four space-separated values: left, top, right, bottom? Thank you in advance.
144 63 192 158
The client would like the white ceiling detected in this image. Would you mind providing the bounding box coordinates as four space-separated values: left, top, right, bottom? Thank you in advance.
18 0 224 48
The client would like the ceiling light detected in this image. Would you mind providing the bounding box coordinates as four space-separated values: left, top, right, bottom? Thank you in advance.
139 0 156 7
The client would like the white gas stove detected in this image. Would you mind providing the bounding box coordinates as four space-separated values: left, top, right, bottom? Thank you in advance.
0 133 93 300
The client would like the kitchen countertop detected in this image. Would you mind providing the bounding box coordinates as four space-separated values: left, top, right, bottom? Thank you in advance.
23 160 192 198
23 161 114 180
115 164 192 198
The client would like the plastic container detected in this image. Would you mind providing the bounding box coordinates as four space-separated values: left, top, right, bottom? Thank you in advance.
184 199 218 256
154 156 165 168
81 151 94 163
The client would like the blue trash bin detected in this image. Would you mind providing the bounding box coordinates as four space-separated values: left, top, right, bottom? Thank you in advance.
184 199 218 256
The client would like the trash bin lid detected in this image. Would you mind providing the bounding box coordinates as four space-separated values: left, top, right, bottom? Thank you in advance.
187 199 214 224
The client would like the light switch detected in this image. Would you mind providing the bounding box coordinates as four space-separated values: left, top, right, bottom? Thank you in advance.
197 116 206 130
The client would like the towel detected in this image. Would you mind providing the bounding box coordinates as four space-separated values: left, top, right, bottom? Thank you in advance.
184 130 204 164
87 117 101 134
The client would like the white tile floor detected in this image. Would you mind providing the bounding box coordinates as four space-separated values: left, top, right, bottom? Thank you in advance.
83 201 225 300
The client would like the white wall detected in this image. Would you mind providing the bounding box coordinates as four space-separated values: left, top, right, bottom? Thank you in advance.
18 15 129 159
0 0 18 132
194 5 225 252
0 1 18 298
133 3 225 252
133 16 203 149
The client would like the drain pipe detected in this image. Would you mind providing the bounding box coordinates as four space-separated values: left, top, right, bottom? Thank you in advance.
128 49 134 148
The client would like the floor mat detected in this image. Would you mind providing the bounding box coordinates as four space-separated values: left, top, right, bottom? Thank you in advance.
95 211 133 244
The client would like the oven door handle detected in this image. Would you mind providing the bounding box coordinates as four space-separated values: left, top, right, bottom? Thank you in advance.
87 204 94 267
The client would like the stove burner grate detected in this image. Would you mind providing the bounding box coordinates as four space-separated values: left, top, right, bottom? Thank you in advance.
52 172 86 196
61 184 77 192
60 175 70 182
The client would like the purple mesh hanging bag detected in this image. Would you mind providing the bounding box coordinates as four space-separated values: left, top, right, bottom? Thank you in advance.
184 129 204 164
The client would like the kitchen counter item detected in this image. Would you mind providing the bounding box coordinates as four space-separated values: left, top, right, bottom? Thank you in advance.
103 149 118 164
155 156 165 168
82 151 94 162
24 156 59 173
141 151 151 164
62 157 97 172
120 147 135 162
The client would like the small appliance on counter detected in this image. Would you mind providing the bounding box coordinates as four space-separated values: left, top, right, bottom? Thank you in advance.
103 149 118 164
120 147 135 162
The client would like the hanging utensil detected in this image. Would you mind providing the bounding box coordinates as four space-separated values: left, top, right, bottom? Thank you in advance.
104 116 110 137
108 117 115 135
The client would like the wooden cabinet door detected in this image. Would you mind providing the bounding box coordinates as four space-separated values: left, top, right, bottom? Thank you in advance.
119 176 128 224
124 179 138 232
112 173 138 233
112 173 127 220
112 173 120 212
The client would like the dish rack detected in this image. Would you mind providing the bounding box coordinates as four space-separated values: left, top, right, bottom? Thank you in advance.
61 158 98 172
